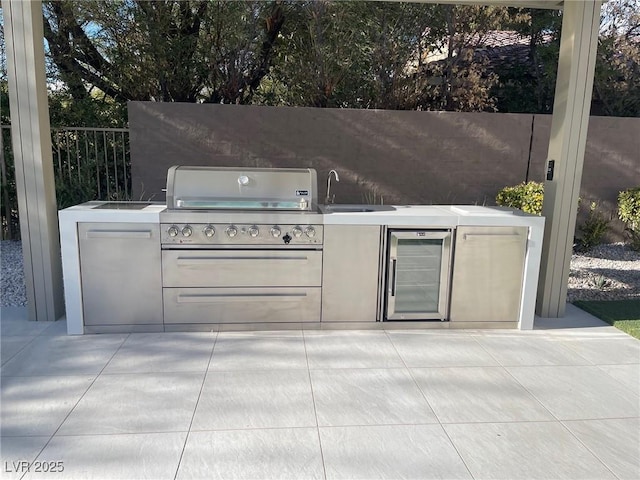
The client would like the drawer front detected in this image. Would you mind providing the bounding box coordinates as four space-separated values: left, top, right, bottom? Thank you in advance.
162 250 322 287
163 287 321 323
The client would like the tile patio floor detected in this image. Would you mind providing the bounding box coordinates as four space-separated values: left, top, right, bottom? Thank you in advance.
1 304 639 479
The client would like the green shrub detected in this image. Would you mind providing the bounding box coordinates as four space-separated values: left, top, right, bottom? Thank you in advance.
576 201 611 251
618 187 640 251
495 181 544 215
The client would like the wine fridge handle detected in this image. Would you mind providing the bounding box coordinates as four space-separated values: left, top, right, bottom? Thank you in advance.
390 259 397 297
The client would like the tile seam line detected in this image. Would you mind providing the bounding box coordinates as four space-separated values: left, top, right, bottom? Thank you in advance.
188 425 321 434
0 334 129 375
387 332 480 479
94 370 213 376
467 331 515 368
0 335 39 366
499 366 639 425
17 332 131 478
472 332 600 366
173 329 219 480
387 332 524 479
302 328 328 480
500 363 565 423
33 430 191 437
594 364 640 398
384 329 442 422
557 336 625 364
557 418 623 480
0 373 107 378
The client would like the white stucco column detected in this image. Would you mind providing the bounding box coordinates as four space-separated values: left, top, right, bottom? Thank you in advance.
536 0 602 318
3 0 64 321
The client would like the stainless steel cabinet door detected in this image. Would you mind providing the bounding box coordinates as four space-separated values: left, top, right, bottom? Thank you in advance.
78 223 162 325
321 225 381 322
450 226 528 322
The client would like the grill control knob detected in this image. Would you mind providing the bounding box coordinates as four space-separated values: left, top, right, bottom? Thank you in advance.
270 226 281 238
292 226 303 238
167 225 179 237
248 225 260 237
226 225 238 238
305 226 316 238
203 225 216 238
182 225 193 237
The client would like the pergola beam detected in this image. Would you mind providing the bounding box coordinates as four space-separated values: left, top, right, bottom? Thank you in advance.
3 0 64 321
536 0 602 317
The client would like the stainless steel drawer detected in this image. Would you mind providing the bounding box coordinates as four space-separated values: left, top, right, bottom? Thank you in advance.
162 250 323 287
163 287 321 323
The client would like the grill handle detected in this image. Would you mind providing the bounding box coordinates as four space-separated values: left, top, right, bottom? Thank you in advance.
176 255 309 264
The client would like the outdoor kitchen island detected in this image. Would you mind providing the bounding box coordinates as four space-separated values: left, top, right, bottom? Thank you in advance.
59 201 544 335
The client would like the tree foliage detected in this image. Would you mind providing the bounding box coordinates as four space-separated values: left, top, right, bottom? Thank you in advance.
593 0 640 117
42 0 288 105
40 0 517 114
413 4 519 112
1 0 637 127
491 9 562 113
258 1 442 109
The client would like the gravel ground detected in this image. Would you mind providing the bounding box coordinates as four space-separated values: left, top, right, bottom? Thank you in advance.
568 243 640 302
1 240 27 307
1 240 639 307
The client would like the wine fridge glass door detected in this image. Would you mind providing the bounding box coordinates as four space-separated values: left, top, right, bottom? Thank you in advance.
386 230 452 321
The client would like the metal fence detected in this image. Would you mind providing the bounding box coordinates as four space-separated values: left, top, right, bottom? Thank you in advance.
0 125 131 240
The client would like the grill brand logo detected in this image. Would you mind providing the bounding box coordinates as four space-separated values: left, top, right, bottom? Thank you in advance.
296 190 309 196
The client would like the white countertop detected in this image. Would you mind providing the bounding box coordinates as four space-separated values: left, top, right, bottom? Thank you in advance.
61 201 544 229
59 201 166 223
320 204 544 228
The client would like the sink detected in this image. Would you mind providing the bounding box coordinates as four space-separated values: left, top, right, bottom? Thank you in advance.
321 204 396 213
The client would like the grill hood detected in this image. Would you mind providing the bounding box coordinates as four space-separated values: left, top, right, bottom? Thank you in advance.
165 166 318 212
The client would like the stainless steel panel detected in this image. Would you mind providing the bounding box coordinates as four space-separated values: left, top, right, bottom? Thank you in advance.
163 287 321 323
321 225 381 322
159 210 322 227
78 223 163 325
450 226 528 322
385 230 452 320
160 223 323 247
162 250 322 287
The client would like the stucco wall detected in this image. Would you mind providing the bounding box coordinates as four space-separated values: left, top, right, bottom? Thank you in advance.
129 102 639 238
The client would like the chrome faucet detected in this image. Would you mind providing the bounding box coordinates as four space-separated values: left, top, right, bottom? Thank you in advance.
325 169 340 204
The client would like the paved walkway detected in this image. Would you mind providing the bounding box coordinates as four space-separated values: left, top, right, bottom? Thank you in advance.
1 305 639 479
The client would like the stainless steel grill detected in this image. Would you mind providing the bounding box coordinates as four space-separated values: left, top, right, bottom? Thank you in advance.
160 166 323 248
159 166 324 326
